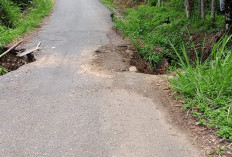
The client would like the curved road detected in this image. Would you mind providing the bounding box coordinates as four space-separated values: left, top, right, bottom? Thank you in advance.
0 0 201 156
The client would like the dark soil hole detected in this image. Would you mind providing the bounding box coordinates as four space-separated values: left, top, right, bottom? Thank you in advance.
0 48 36 73
129 53 153 74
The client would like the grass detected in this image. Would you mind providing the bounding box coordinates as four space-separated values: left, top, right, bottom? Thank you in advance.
170 36 232 141
101 0 115 7
0 0 53 53
0 67 8 75
114 5 187 68
103 0 224 69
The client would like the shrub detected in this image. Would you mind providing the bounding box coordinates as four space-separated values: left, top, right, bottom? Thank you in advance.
10 0 33 10
170 36 232 140
114 5 187 67
0 67 8 75
0 0 20 28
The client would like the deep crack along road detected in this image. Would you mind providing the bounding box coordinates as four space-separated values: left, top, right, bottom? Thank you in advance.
0 0 202 156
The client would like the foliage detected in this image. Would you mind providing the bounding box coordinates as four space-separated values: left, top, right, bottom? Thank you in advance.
104 0 224 68
114 5 187 67
170 36 232 141
0 0 53 54
0 0 20 28
148 0 156 6
101 0 115 7
10 0 33 10
0 67 8 75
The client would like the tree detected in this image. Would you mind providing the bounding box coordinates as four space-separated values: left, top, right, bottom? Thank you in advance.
200 0 205 19
211 0 215 21
225 0 232 33
185 0 192 18
198 0 201 18
158 0 161 6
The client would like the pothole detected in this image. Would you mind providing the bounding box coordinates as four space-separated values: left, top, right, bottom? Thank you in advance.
0 48 36 73
94 43 167 75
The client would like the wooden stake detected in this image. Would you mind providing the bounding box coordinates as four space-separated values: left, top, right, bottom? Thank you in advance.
0 40 23 58
16 42 41 57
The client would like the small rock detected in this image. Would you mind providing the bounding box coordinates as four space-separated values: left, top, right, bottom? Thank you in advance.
129 66 137 72
167 76 174 79
156 84 160 86
126 49 132 54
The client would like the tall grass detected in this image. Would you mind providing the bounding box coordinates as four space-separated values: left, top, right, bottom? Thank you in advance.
170 36 232 140
0 0 20 28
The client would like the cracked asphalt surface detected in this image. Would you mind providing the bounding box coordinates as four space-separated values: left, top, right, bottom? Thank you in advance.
0 0 202 156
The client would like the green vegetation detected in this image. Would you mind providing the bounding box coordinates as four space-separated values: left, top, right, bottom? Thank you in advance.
114 5 188 68
170 36 232 140
0 67 8 75
0 0 53 53
107 1 224 69
101 0 115 7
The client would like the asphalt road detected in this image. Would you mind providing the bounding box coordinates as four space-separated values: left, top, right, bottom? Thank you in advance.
0 0 201 156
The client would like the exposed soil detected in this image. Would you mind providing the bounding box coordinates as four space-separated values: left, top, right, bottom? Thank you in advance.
0 53 28 72
95 44 151 74
0 48 36 72
188 31 224 61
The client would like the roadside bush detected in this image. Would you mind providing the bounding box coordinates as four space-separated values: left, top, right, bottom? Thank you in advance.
10 0 33 10
170 36 232 141
114 5 187 67
112 2 225 69
149 0 156 6
0 0 20 28
0 67 8 75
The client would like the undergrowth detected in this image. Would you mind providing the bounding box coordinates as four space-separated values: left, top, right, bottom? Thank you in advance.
114 5 187 68
170 36 232 141
103 0 224 69
0 67 8 75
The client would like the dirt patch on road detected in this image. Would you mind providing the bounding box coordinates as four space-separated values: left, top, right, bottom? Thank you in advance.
94 45 151 73
93 32 152 74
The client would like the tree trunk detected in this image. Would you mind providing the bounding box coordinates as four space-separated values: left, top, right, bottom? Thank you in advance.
201 0 205 19
158 0 161 6
220 0 225 11
185 0 191 18
211 0 215 21
198 0 201 18
225 0 232 33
